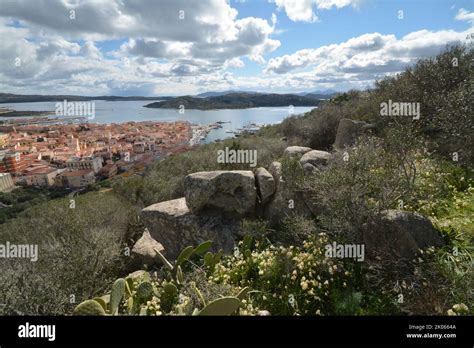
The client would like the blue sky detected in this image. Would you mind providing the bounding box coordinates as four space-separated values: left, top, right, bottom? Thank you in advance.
0 0 472 96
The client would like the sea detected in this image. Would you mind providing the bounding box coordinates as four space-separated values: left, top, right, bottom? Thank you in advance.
0 100 315 143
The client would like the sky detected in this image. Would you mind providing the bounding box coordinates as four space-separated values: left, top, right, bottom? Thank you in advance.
0 0 473 96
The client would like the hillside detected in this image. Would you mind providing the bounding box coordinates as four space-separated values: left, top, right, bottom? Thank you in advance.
143 92 321 110
0 93 171 104
0 45 472 317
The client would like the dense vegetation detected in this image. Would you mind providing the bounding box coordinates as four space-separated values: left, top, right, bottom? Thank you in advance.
144 92 321 110
0 186 70 224
0 45 472 316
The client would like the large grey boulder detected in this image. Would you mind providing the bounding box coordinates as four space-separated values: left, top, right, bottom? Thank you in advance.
363 210 445 260
184 171 256 215
334 118 375 150
299 150 331 168
130 229 164 268
255 167 275 204
141 197 243 259
284 146 312 159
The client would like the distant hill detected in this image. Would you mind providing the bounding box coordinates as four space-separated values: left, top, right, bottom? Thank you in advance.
297 89 339 99
0 93 172 104
144 92 321 110
195 90 248 98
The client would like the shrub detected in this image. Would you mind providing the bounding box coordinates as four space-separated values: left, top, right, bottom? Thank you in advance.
302 134 419 241
0 191 137 315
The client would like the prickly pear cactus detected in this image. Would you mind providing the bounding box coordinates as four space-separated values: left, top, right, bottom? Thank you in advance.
163 282 178 296
110 278 126 315
73 300 106 316
136 281 154 300
197 297 241 316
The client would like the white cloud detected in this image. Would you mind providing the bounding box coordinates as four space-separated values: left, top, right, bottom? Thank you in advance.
265 29 468 77
272 0 359 22
0 0 279 71
455 8 474 24
0 1 471 95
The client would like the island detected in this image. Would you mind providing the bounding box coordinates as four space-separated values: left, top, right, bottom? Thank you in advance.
143 92 321 110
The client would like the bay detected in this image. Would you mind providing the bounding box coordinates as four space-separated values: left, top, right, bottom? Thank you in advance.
0 100 315 143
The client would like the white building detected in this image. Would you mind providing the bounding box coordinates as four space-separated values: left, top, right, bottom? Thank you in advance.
65 156 102 174
0 173 14 192
23 167 63 187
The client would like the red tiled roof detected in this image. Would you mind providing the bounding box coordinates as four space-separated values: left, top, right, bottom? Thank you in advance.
24 166 57 175
62 169 93 177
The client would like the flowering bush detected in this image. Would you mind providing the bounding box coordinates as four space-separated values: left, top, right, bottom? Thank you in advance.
209 233 389 315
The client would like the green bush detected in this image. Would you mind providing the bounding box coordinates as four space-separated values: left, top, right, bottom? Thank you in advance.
0 191 138 315
302 134 419 241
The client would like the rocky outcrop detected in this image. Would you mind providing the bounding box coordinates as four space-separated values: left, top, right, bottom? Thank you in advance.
255 167 275 204
131 229 164 268
334 118 375 150
141 197 243 259
184 171 256 215
284 146 312 159
139 143 444 263
363 210 445 260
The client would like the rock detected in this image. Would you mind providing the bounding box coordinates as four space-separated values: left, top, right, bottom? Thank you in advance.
299 150 331 168
125 270 147 280
302 163 318 175
362 210 445 260
255 167 275 204
131 228 164 268
268 161 283 184
334 118 374 150
263 161 313 225
184 171 256 215
284 146 312 159
141 197 243 259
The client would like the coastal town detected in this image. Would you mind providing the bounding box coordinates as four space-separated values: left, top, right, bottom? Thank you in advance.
0 120 202 191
